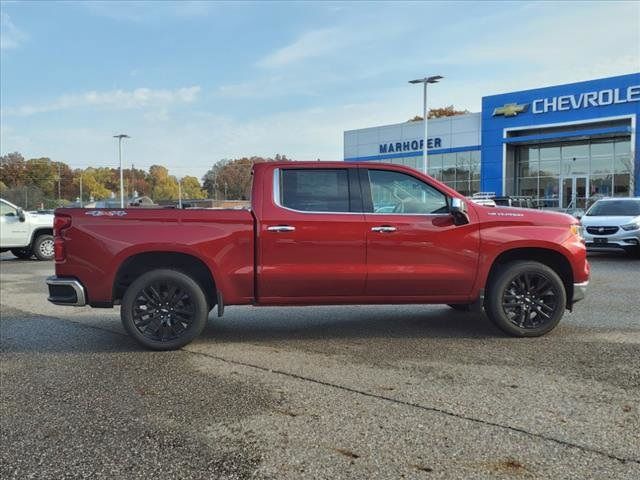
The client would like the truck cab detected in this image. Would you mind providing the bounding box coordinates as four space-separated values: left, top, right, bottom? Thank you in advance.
1 198 55 260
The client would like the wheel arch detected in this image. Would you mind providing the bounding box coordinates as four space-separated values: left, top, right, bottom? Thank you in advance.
112 251 218 309
29 227 53 246
484 247 574 308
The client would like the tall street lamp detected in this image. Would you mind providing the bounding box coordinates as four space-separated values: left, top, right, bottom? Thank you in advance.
409 75 443 173
113 134 130 208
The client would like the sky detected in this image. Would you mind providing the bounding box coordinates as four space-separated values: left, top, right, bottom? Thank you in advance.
1 0 639 178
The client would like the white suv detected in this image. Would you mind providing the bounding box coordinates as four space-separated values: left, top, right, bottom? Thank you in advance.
0 198 55 260
580 197 640 257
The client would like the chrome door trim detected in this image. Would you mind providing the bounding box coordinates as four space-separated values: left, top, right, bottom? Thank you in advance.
371 226 397 233
267 225 296 232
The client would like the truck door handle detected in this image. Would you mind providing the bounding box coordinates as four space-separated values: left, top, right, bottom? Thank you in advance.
267 225 296 232
371 226 397 233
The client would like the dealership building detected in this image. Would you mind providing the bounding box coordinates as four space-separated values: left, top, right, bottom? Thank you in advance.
344 73 639 209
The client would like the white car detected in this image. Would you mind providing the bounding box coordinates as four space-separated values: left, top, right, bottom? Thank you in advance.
580 197 640 257
0 198 55 260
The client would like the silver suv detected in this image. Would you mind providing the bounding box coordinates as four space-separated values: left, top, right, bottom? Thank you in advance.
580 197 640 257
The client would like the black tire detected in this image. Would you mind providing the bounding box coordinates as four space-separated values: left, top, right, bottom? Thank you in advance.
10 248 33 259
485 261 566 337
33 234 54 261
121 269 209 350
447 304 470 312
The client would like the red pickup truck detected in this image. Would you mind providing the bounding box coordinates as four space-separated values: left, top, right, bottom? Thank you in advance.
47 162 589 350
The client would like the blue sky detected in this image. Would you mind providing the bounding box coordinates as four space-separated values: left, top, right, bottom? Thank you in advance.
1 0 639 178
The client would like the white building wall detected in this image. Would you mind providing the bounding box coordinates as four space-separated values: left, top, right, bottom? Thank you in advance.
343 112 481 160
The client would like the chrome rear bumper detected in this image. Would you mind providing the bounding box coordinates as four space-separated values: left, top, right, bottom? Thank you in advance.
46 276 87 306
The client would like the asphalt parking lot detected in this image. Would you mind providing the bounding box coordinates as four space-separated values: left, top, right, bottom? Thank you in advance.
1 252 639 479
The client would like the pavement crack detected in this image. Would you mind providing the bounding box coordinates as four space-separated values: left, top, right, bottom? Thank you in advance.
184 349 640 466
5 307 639 466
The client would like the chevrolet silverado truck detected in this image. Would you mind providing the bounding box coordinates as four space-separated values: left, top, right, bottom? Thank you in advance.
1 198 55 260
46 162 589 350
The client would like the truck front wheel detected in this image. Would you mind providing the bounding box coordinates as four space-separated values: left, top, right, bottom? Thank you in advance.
121 269 209 350
485 261 566 337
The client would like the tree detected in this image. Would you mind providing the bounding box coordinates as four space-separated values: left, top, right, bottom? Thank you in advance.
180 176 206 199
79 168 112 200
408 106 470 122
0 152 27 187
24 158 57 199
202 154 290 200
149 165 179 200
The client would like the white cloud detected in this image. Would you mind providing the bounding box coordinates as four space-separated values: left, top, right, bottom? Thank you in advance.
0 92 420 178
0 12 27 50
1 86 201 116
257 27 352 68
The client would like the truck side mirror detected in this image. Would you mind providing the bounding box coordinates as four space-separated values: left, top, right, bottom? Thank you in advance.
17 208 26 222
450 198 469 226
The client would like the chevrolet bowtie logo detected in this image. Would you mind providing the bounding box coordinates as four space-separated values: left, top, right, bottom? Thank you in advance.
493 103 528 117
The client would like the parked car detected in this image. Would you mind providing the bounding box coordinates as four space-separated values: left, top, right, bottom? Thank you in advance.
0 198 55 260
580 197 640 257
468 197 497 207
46 162 589 350
469 193 536 209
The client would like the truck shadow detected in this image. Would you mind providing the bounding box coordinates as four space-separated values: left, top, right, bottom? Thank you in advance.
200 306 502 344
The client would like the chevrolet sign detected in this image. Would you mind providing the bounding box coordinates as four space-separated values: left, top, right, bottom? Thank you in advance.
532 85 640 114
493 103 527 117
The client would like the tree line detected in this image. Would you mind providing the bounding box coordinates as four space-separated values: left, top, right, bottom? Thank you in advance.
0 151 291 209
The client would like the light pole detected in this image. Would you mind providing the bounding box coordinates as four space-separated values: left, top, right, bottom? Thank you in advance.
408 75 443 173
113 134 130 208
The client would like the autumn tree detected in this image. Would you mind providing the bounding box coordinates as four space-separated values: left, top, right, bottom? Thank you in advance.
408 106 470 122
76 168 112 201
202 154 290 200
149 165 179 200
180 176 206 199
0 152 27 187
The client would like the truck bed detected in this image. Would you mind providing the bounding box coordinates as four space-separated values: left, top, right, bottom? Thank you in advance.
55 208 255 306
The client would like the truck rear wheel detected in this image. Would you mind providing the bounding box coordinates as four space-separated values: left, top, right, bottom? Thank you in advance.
33 234 54 261
121 269 209 350
485 261 566 337
11 248 33 259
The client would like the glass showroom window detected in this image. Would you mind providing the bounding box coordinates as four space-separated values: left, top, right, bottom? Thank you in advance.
426 151 480 196
442 153 456 187
590 140 614 198
614 139 631 197
427 154 443 181
561 142 589 176
470 150 481 194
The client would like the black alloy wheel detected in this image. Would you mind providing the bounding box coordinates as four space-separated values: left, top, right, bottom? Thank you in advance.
133 283 196 342
121 269 209 350
501 271 560 329
485 261 567 337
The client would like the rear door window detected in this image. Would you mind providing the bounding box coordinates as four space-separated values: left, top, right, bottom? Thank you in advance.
280 169 351 213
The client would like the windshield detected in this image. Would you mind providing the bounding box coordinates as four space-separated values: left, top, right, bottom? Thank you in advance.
585 199 640 216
